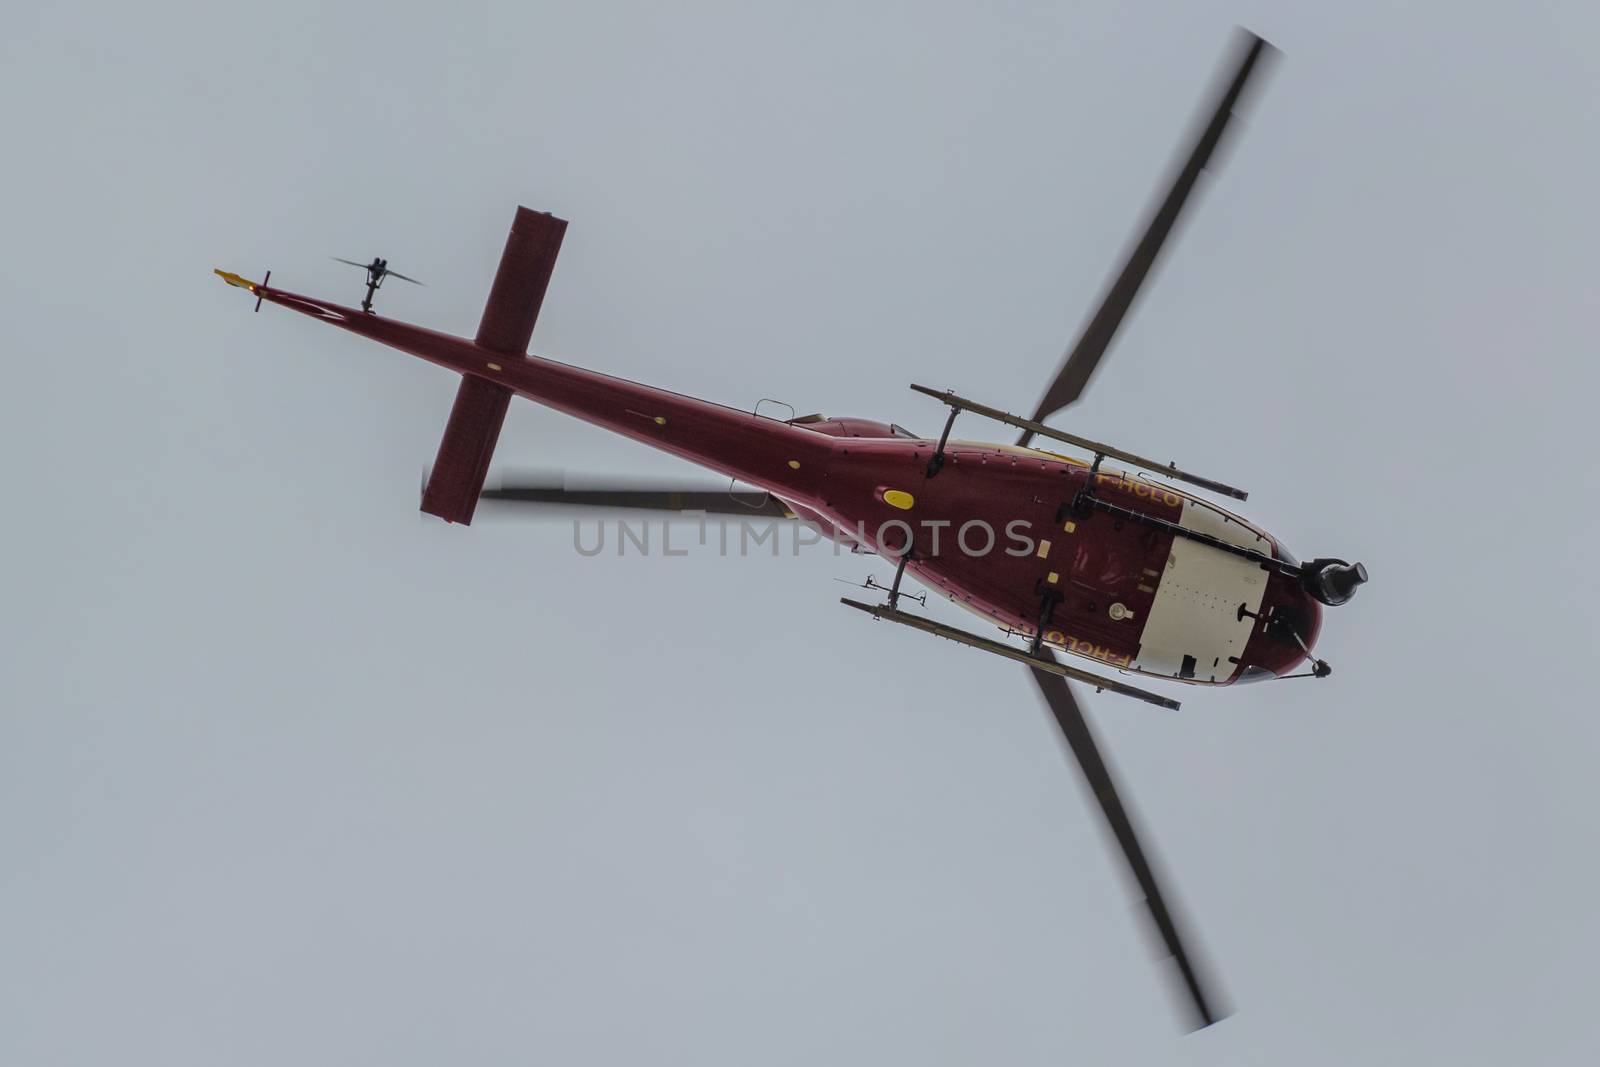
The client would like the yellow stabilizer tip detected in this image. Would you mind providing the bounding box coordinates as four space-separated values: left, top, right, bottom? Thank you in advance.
214 269 258 292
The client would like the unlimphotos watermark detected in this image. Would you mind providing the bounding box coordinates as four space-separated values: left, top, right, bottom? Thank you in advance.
571 515 1038 558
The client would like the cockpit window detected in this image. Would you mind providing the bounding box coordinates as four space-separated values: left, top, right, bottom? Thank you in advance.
889 423 920 440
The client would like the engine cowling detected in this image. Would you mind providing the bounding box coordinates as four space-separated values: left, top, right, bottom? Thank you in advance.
793 416 913 440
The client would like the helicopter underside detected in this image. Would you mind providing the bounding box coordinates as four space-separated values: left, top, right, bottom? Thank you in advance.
783 427 1321 686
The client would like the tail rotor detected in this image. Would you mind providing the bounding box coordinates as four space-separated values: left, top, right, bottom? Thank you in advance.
332 256 424 314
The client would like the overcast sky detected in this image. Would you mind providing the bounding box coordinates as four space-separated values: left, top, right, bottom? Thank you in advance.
4 1 1599 1063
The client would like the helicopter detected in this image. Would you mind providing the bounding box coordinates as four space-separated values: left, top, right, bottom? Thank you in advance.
216 29 1366 1031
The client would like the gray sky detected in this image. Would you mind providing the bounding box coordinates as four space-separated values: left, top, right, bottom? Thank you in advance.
4 1 1599 1063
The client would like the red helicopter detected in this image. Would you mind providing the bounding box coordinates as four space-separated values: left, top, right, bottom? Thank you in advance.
217 31 1365 1030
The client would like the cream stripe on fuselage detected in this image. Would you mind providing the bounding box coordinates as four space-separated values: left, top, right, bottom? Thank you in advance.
1132 498 1270 683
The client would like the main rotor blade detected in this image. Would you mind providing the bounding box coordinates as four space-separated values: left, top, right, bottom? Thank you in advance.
1020 31 1275 444
1027 654 1229 1030
479 475 792 517
331 257 370 268
385 269 425 285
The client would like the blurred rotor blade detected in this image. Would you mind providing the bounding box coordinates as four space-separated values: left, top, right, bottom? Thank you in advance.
385 269 425 285
1027 654 1230 1030
479 473 792 517
331 257 370 268
1020 31 1275 444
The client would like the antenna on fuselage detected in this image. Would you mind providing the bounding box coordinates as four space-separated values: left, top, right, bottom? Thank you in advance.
833 574 927 608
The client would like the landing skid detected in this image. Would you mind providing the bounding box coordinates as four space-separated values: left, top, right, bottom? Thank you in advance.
840 598 1180 710
910 383 1248 500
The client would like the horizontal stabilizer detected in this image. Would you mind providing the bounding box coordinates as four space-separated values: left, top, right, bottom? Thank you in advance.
420 376 513 525
476 207 568 354
421 205 570 525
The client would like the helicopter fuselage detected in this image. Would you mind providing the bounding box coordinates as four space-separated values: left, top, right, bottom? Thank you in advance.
236 280 1319 686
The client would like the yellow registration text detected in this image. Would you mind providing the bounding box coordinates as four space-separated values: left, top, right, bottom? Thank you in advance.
1048 632 1133 668
1095 473 1182 508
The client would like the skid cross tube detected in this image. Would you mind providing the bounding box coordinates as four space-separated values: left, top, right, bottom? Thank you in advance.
1030 586 1064 656
910 384 1248 500
925 405 961 479
840 598 1180 710
1071 452 1106 515
887 550 912 608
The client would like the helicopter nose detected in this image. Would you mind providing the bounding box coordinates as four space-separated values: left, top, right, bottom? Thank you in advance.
1233 569 1325 682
